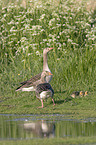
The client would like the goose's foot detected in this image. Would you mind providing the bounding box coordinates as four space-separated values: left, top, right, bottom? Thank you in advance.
38 106 43 108
37 99 44 108
40 99 44 108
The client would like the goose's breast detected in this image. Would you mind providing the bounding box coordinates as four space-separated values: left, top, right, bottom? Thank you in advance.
40 90 52 99
45 75 52 83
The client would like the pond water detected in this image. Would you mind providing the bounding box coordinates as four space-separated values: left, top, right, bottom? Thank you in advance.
0 114 96 140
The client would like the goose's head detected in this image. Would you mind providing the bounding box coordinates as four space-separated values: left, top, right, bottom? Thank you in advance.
43 47 54 54
41 71 53 77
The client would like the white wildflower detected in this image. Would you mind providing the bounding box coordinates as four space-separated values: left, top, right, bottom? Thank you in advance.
36 51 40 56
47 43 50 46
57 42 61 47
33 47 37 50
56 24 61 27
48 39 52 42
39 14 45 21
4 14 6 17
32 32 37 36
63 43 66 46
2 7 7 10
43 39 47 42
5 53 8 56
68 39 73 42
28 53 33 56
41 29 45 32
40 42 43 44
57 18 60 21
21 59 24 62
49 18 55 26
52 27 57 30
16 22 19 25
57 36 60 38
59 32 62 35
10 26 17 32
20 37 27 42
58 47 61 50
24 24 30 29
63 24 65 26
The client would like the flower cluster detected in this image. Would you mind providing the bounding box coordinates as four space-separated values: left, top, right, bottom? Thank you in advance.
0 0 95 60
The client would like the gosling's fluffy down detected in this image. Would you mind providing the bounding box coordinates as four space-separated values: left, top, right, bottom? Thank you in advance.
71 91 88 98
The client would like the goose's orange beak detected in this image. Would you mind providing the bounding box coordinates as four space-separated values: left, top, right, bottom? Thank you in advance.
48 72 53 75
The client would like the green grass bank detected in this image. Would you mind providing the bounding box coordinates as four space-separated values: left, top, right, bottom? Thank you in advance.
1 137 96 145
0 0 96 118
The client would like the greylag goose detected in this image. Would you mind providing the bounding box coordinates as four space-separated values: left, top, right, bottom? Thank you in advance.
35 74 55 108
16 47 53 92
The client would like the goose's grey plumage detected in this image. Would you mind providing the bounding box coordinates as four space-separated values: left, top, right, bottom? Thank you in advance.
16 71 52 92
36 83 55 108
16 47 53 92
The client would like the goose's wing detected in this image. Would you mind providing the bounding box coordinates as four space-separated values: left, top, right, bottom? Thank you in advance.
16 73 41 91
36 83 54 94
20 73 41 85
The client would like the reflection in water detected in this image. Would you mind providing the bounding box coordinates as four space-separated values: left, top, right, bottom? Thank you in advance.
23 121 55 138
0 114 96 140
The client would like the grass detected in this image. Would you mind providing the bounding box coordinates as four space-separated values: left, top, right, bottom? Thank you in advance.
0 137 96 145
0 90 96 119
0 2 96 145
0 0 96 115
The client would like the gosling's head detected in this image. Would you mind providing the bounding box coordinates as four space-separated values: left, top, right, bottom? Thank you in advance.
80 91 83 96
85 91 88 96
71 94 75 98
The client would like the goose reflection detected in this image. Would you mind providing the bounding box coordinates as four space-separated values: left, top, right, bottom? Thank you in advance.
23 120 55 138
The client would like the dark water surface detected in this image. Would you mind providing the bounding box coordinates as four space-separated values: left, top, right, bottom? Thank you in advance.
0 114 96 140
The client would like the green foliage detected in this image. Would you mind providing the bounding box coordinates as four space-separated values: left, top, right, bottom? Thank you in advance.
0 0 96 112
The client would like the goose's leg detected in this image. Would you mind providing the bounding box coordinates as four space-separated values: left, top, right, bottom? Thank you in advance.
41 99 44 108
38 99 44 108
52 98 55 106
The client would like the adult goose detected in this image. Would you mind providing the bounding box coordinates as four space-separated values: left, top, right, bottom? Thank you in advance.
36 83 55 108
35 72 55 108
16 48 53 92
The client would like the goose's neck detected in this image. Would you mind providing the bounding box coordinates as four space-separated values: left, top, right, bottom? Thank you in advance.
43 52 50 71
41 75 46 83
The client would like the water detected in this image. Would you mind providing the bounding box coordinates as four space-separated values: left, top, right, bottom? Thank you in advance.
0 114 96 140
